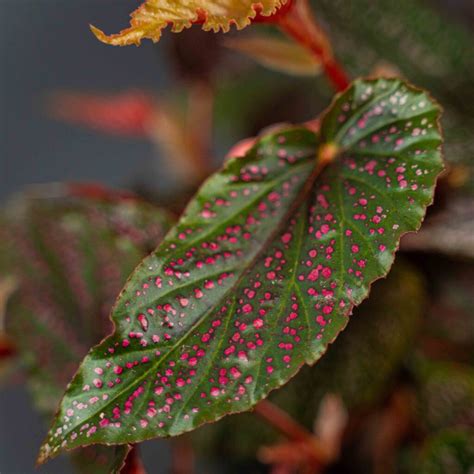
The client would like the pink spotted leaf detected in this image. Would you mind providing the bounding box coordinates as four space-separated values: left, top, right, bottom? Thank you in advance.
39 78 443 462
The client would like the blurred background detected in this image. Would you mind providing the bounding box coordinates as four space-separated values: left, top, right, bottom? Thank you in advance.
1 1 473 473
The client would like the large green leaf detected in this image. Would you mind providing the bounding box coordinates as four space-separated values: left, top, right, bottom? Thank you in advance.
39 78 443 462
0 185 172 472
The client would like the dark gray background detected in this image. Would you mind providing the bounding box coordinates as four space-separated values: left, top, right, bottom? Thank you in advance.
0 1 472 473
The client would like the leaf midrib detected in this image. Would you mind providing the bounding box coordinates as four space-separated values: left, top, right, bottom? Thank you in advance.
250 202 308 401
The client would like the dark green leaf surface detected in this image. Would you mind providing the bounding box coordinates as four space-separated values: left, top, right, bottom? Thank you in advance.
0 186 172 472
39 78 443 461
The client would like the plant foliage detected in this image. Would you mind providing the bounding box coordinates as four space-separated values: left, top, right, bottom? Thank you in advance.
38 78 443 462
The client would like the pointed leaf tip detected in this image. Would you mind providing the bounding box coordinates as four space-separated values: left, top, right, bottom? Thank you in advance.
90 24 149 47
40 78 443 462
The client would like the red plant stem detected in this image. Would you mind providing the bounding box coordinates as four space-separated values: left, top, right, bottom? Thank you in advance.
271 0 350 92
318 59 351 93
254 400 330 463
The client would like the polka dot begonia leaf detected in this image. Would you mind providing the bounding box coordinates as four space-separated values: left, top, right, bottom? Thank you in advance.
39 78 443 463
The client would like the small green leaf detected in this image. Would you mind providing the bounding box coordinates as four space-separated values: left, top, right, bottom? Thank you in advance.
39 78 443 462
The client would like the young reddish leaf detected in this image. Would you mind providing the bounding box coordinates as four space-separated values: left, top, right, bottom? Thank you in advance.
224 35 321 77
49 91 156 137
39 78 443 462
0 186 172 471
91 0 289 46
0 277 17 360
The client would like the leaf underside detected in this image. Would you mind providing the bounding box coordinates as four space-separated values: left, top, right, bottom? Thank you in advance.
91 0 289 46
40 78 443 462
